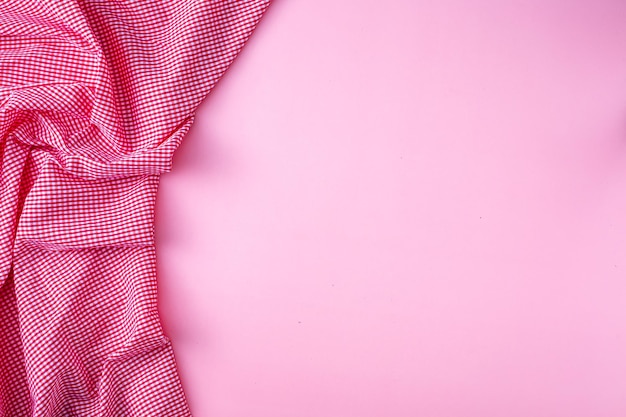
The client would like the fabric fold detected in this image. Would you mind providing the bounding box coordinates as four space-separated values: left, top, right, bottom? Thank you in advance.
1 0 271 180
0 0 271 415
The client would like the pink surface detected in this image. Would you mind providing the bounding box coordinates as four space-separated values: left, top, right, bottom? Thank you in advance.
155 1 626 416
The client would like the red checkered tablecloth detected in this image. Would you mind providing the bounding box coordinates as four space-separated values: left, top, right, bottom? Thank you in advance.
0 1 270 415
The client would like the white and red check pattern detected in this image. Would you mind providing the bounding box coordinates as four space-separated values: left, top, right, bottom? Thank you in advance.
0 1 270 415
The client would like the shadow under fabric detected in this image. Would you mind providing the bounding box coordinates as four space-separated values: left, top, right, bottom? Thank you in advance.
0 1 271 415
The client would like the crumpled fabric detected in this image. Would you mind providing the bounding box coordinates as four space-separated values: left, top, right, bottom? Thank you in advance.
0 1 270 415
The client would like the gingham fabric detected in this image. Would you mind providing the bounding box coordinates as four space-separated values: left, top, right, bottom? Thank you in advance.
0 1 270 415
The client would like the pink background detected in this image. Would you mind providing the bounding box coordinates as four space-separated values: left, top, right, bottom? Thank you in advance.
155 1 626 416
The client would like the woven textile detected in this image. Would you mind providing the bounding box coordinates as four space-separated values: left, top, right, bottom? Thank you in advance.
0 1 270 415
